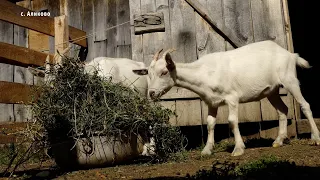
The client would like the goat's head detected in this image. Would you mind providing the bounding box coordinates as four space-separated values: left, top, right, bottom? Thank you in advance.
132 48 177 100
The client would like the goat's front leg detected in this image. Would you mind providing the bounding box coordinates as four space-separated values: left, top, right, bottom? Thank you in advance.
201 107 218 156
227 101 245 156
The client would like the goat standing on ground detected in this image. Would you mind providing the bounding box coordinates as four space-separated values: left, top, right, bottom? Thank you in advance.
132 40 320 156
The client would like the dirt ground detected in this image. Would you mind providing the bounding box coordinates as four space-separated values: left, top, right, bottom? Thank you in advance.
1 139 320 180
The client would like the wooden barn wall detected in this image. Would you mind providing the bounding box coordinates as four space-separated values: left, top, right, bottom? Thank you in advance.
0 0 296 139
0 2 34 123
130 0 296 139
47 0 132 60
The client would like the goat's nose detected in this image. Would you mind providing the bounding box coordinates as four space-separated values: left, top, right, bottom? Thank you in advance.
149 91 155 98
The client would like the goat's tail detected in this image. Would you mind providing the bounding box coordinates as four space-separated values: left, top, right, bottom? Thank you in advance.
295 53 311 69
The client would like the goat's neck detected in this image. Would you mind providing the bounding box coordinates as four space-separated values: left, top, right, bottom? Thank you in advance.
174 63 206 96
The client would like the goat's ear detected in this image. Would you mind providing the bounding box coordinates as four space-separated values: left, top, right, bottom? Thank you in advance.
132 69 148 75
165 53 175 71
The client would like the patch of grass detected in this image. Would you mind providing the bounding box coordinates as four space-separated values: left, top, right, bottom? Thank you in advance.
212 139 235 153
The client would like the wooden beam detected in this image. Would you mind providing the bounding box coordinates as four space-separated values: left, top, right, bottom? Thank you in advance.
0 122 28 133
281 0 301 122
297 119 320 134
54 15 69 64
0 122 29 144
184 0 245 48
59 0 68 16
0 42 54 67
0 0 87 47
0 81 34 104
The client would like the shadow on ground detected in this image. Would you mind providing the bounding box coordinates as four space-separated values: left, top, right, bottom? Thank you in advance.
220 138 279 153
134 161 320 180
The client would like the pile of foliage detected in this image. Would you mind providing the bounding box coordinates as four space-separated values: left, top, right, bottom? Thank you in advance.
29 55 187 163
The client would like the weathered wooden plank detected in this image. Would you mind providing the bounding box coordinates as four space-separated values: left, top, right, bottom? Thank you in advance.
105 0 118 58
281 0 300 122
201 101 228 124
129 0 143 62
195 0 225 58
169 0 197 63
155 0 172 53
201 100 261 124
0 42 54 67
93 0 107 42
28 30 50 52
13 4 33 122
223 0 254 45
0 81 33 104
23 0 49 85
0 20 14 122
176 99 202 126
31 0 48 12
66 0 83 58
0 121 29 144
134 12 165 35
0 0 87 47
159 101 177 126
260 119 297 139
48 0 60 54
116 45 132 59
116 0 132 59
250 0 287 48
261 94 294 121
54 15 69 64
297 119 320 134
82 0 94 61
60 0 68 16
140 0 158 65
0 134 18 144
185 0 246 48
0 122 28 131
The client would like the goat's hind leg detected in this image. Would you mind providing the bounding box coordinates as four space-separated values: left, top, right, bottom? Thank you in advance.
267 92 289 147
283 77 320 145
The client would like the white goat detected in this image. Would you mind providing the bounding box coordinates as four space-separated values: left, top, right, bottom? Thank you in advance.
84 57 157 156
132 40 320 156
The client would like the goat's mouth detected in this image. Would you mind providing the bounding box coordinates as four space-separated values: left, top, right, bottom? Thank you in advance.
150 90 166 101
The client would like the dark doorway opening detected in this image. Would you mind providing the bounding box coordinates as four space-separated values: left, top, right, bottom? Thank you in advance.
287 1 320 118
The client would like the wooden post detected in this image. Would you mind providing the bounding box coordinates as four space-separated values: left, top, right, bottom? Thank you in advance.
281 0 300 136
54 15 69 64
59 0 68 17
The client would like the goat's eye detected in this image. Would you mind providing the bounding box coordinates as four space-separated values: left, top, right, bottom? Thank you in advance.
161 71 168 76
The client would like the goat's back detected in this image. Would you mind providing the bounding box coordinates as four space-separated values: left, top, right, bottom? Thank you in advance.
197 40 302 102
85 57 148 96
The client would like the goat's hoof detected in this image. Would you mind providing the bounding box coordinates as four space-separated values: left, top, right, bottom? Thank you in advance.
141 151 148 156
201 148 212 156
231 147 244 157
272 142 283 148
313 139 320 146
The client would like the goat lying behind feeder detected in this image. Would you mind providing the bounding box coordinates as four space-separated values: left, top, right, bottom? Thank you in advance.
132 40 320 157
84 57 155 156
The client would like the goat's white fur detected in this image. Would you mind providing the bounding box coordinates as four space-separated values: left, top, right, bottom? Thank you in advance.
133 40 320 156
84 57 155 156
